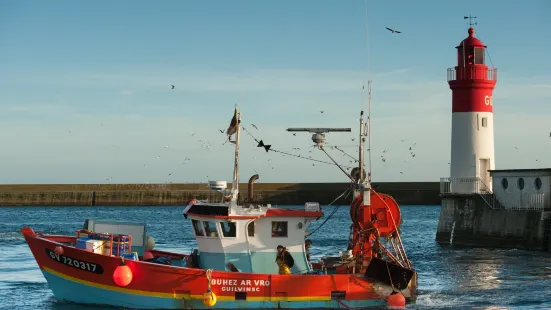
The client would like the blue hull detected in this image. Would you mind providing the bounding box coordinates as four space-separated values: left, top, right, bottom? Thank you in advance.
42 269 387 309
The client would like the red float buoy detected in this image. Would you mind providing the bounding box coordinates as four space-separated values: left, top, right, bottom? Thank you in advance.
113 260 133 287
387 292 406 309
54 246 64 256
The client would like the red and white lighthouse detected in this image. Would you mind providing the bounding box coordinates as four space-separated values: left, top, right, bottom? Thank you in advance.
448 27 497 192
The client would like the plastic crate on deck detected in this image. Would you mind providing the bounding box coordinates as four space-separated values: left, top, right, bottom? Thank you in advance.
81 219 146 256
76 237 89 250
105 235 132 256
76 237 105 254
121 252 139 261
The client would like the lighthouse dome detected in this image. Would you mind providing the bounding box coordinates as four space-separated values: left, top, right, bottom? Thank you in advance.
457 28 486 48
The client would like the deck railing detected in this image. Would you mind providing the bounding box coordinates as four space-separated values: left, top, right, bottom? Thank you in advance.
447 67 497 82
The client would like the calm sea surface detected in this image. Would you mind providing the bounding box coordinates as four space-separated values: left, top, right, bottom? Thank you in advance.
1 205 550 310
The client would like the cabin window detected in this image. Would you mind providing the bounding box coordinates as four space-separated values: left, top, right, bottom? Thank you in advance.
271 221 288 237
247 222 255 237
203 221 219 237
517 178 525 190
220 221 236 238
535 178 542 190
192 220 204 236
481 117 487 127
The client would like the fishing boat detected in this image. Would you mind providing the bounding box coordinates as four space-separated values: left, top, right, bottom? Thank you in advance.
21 87 417 309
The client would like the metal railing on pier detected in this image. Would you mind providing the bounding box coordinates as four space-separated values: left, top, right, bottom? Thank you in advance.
440 177 491 194
504 193 547 211
440 177 548 211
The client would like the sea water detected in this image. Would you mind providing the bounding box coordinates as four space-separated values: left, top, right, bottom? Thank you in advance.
1 205 550 309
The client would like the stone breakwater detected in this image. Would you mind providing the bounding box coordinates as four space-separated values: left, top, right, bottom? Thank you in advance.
0 182 440 206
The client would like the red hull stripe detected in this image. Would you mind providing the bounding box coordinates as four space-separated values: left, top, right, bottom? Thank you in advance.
42 267 331 302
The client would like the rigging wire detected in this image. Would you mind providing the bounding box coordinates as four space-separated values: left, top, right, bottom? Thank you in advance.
305 183 355 237
362 0 371 86
472 31 495 68
333 145 360 163
240 125 355 169
320 146 356 183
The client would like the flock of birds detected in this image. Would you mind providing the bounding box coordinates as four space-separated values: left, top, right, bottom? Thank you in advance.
90 98 426 184
72 26 551 184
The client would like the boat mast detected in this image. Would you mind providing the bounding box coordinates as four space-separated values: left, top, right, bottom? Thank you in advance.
359 81 372 206
231 105 241 205
360 0 372 205
358 89 365 187
367 81 372 185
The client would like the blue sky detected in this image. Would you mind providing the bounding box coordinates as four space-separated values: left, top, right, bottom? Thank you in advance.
1 0 550 184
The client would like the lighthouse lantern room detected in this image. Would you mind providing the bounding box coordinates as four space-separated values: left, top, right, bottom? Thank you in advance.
447 27 497 194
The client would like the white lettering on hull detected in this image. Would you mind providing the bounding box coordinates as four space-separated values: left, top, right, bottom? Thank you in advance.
211 279 271 293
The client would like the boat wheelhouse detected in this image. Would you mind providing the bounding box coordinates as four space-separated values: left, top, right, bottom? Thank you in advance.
183 112 324 274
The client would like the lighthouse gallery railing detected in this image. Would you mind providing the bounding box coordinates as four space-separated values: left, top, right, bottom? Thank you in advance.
447 67 498 82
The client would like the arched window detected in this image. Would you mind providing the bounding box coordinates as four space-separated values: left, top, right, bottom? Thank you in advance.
501 178 508 190
517 178 525 190
534 178 542 190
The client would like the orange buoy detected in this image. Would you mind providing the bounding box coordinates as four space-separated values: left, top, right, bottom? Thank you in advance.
387 292 406 309
54 246 64 256
113 262 133 287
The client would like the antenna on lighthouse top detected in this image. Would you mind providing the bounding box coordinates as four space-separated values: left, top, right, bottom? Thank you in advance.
464 15 478 28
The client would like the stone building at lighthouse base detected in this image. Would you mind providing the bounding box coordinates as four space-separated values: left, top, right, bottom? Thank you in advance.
436 169 551 251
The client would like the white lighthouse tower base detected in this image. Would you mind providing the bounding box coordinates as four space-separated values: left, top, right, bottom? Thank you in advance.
450 111 495 194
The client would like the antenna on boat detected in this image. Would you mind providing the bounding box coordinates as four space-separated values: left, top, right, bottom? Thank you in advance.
286 128 351 147
286 128 356 182
367 81 372 184
357 0 372 206
355 81 372 206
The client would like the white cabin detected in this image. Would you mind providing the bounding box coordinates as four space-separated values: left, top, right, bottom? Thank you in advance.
489 168 551 210
184 198 322 274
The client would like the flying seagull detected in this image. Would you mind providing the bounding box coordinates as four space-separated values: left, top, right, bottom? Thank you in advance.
386 27 401 34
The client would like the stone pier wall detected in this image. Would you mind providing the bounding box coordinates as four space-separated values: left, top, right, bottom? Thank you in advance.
436 194 550 250
0 182 440 206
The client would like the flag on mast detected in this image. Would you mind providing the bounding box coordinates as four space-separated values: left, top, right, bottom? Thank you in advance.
226 106 239 136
